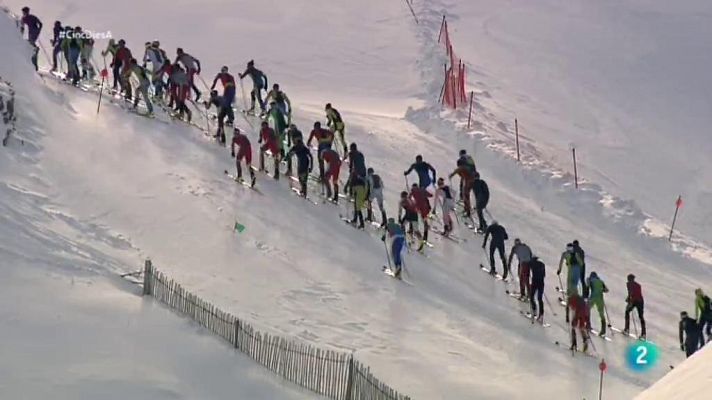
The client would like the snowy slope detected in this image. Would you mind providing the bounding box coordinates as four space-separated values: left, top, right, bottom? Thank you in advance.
635 345 712 400
2 1 711 399
420 0 712 249
0 12 318 400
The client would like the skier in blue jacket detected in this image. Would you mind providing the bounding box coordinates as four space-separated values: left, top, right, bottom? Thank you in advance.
404 155 437 189
382 218 406 279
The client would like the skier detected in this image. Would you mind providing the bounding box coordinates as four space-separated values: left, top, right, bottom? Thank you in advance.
409 183 433 251
325 103 348 156
175 48 202 101
473 172 490 233
482 220 509 277
143 40 168 97
77 28 95 80
210 66 236 126
623 274 646 339
230 128 256 187
259 121 280 179
20 7 42 45
694 288 712 346
587 272 609 336
679 311 701 358
239 60 267 115
345 142 367 196
568 293 591 353
448 161 476 219
265 83 292 120
366 168 387 227
457 149 476 200
573 240 588 298
321 148 341 202
101 38 120 90
557 243 583 322
64 27 82 85
529 256 546 322
285 138 313 197
205 90 228 143
433 178 455 236
285 124 303 175
169 63 192 122
113 39 133 99
398 190 419 237
382 218 406 279
50 21 63 72
404 155 437 189
507 238 533 299
307 121 334 180
124 58 153 114
267 100 289 157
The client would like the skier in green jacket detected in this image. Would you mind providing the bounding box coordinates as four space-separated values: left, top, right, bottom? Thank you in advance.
587 272 609 336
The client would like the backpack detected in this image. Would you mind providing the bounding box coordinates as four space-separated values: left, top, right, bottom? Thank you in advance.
372 174 383 189
703 296 711 314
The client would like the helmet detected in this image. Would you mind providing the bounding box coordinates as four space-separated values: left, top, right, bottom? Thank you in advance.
118 39 126 45
273 83 280 89
233 127 241 134
491 220 499 225
261 121 268 127
221 65 228 72
367 167 374 174
350 143 357 151
400 191 408 198
415 155 423 162
54 20 61 26
514 238 521 244
325 103 332 110
573 240 580 246
474 172 481 179
437 177 444 185
152 40 160 47
145 41 151 47
387 217 395 224
210 90 218 97
22 7 29 13
176 47 184 54
247 59 254 66
411 183 418 188
627 274 635 281
459 149 467 156
314 121 321 128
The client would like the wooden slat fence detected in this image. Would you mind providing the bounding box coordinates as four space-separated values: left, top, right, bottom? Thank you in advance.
141 260 410 400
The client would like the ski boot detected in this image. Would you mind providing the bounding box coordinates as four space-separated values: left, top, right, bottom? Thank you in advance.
582 339 589 353
250 173 256 188
417 241 425 253
394 266 402 279
489 268 496 276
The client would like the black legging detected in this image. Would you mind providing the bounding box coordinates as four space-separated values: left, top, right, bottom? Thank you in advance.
530 282 544 317
489 241 506 274
624 301 646 336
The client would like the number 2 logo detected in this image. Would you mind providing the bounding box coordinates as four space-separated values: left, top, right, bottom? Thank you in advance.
636 345 648 365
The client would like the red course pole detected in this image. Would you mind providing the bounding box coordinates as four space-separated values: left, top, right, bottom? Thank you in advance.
438 15 446 43
598 359 607 400
668 195 683 241
96 68 109 115
572 147 579 189
467 91 474 129
515 118 520 161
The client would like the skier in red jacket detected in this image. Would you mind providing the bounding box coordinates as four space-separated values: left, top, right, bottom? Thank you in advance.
568 293 591 352
230 128 255 187
321 148 341 202
409 183 432 251
624 274 646 339
114 40 133 100
259 121 280 179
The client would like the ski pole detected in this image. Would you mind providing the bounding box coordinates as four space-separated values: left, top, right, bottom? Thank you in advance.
543 292 558 317
557 274 565 293
632 309 639 337
96 69 107 114
405 175 410 190
239 78 249 111
603 303 614 336
383 237 392 270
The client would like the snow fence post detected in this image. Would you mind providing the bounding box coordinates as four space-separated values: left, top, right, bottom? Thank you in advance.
515 118 520 162
668 195 683 241
234 319 241 349
572 147 579 189
142 259 152 296
345 353 355 399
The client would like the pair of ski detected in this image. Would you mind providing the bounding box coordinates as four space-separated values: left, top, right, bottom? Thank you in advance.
223 170 261 194
479 264 504 281
381 266 413 285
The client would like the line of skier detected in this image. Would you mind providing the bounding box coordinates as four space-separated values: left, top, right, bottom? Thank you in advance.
18 6 711 360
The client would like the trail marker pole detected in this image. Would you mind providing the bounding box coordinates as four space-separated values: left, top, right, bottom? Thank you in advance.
668 195 683 241
572 147 579 189
467 91 474 129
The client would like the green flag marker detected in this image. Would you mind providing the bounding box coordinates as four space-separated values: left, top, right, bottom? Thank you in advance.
234 220 246 233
